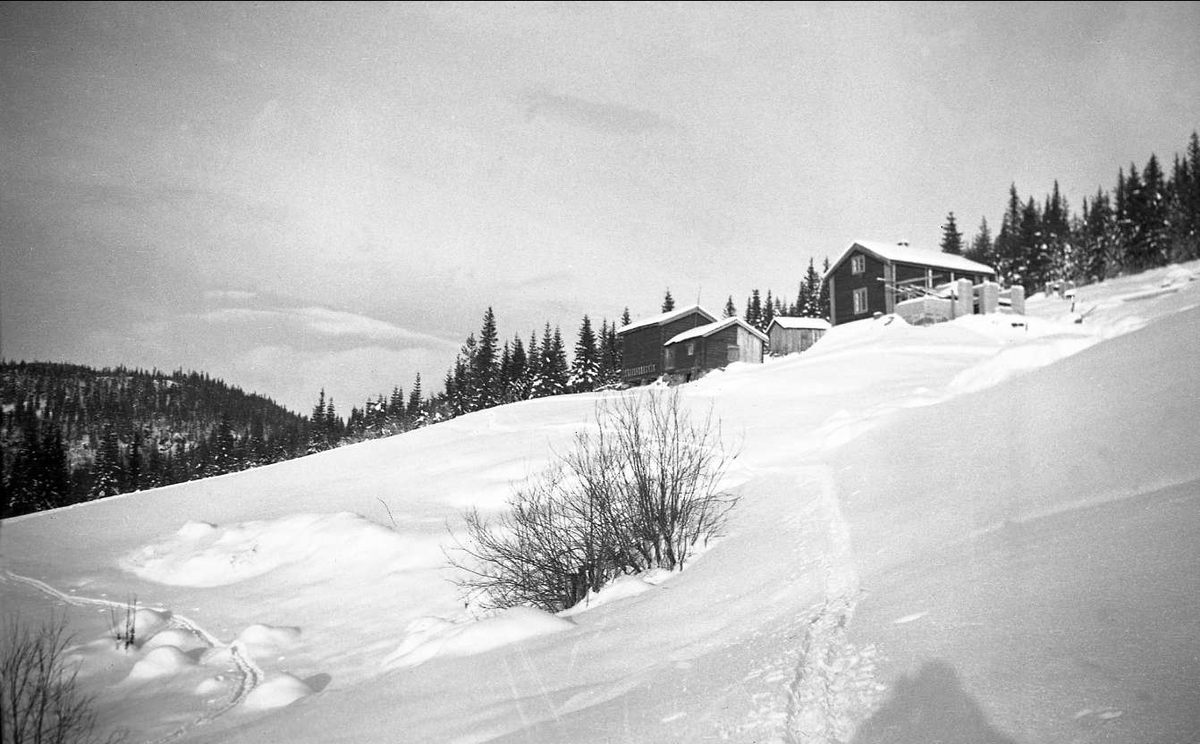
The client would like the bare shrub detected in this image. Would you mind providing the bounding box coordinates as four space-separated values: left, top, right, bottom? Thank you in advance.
1 613 124 744
454 389 738 612
107 596 137 652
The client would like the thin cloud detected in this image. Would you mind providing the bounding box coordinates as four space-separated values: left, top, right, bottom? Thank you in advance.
192 304 458 349
524 88 670 134
202 290 258 303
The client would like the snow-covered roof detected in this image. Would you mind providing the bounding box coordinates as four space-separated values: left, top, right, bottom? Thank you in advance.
824 240 996 281
767 316 831 332
664 316 769 346
616 304 717 334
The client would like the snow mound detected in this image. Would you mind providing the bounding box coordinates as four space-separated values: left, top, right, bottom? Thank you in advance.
237 624 302 658
128 607 172 640
194 676 226 695
177 520 217 540
809 314 909 355
1162 265 1197 285
382 607 575 670
241 673 313 711
558 573 659 616
119 512 428 587
946 333 1099 394
126 645 195 680
141 627 207 653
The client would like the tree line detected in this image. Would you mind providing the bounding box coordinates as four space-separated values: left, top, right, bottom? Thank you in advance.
321 308 634 452
944 131 1200 292
723 256 832 333
1 362 308 517
328 260 838 452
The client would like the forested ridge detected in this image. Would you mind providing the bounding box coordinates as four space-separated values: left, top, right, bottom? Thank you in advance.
1 361 308 517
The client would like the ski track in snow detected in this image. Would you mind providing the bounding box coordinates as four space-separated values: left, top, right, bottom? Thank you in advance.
0 569 265 744
782 468 882 744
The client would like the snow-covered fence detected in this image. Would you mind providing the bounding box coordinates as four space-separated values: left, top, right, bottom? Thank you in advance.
894 279 1025 326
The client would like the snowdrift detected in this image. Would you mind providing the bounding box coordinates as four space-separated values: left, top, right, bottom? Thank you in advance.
2 261 1197 743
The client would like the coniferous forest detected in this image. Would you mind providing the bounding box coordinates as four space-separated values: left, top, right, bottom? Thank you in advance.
953 132 1200 292
1 362 307 517
5 131 1198 518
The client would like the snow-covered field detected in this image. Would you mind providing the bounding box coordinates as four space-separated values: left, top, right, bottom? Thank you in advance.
3 263 1199 743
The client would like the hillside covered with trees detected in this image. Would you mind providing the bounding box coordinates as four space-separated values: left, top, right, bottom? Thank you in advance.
1 362 309 517
953 131 1200 292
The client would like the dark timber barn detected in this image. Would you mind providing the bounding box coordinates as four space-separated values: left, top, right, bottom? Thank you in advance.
823 240 997 326
617 305 717 386
662 317 767 384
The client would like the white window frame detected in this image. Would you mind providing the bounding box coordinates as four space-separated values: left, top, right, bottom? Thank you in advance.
852 287 869 315
851 254 866 275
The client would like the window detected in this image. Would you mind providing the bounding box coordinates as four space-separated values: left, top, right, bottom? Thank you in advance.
727 346 740 362
852 287 869 315
851 254 866 274
686 342 695 356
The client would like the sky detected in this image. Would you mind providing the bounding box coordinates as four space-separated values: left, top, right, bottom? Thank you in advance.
2 1 1199 415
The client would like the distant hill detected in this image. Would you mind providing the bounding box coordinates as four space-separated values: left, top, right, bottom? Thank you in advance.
1 361 310 517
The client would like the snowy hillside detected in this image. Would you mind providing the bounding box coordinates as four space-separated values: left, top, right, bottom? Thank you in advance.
3 262 1199 744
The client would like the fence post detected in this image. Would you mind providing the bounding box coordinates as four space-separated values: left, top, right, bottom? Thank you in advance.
955 278 973 317
1010 285 1025 315
979 282 1000 314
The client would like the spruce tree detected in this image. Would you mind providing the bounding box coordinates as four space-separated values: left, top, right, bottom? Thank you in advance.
745 290 762 329
525 331 543 397
308 389 328 454
454 334 479 413
126 430 142 491
1017 196 1042 292
661 289 675 312
598 320 621 387
939 212 964 254
723 296 737 318
534 324 567 397
1119 163 1147 271
819 256 832 319
89 425 123 499
1181 132 1200 260
508 336 529 401
550 327 569 391
324 398 340 448
995 184 1024 286
212 415 238 475
967 216 993 265
570 315 599 393
407 373 424 420
1140 154 1169 268
762 290 775 330
802 258 823 317
389 386 405 429
473 308 501 409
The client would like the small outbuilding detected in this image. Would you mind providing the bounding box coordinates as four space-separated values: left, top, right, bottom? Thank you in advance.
766 317 831 356
617 304 718 386
662 317 767 384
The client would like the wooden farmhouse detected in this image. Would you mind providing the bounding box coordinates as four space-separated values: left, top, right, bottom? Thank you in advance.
767 317 831 355
662 317 768 384
617 304 717 386
823 240 997 326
